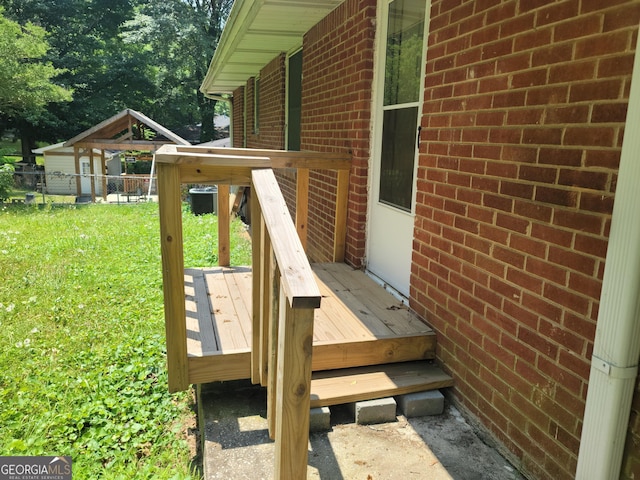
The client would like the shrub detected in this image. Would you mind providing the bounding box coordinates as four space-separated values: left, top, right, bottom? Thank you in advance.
0 162 14 201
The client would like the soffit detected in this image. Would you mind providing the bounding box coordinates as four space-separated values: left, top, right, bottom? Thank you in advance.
201 0 343 95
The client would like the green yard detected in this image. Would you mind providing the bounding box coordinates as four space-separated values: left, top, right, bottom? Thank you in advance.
0 202 251 478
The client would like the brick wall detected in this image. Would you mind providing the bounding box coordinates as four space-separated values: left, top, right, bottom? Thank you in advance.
244 55 287 150
411 1 640 479
301 0 376 265
232 86 244 148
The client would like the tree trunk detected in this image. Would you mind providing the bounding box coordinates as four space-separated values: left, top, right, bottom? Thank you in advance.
19 123 37 165
199 93 216 143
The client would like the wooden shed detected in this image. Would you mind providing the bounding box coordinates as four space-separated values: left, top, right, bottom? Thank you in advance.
60 109 190 201
35 143 119 196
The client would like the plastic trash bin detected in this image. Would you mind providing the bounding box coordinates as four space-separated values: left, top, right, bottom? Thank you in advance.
189 187 218 215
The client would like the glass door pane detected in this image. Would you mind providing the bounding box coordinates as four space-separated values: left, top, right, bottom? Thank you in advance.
379 106 418 211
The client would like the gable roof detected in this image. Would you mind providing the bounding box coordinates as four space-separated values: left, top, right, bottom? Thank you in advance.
200 0 343 95
63 109 190 150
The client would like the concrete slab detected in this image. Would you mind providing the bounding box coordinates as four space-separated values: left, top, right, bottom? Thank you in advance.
197 380 526 480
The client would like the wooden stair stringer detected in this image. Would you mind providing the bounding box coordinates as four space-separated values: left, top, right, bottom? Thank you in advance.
309 361 453 409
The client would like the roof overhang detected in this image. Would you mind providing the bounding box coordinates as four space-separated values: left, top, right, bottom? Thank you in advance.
200 0 344 96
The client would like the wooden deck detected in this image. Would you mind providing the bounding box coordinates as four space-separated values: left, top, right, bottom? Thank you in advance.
184 262 437 385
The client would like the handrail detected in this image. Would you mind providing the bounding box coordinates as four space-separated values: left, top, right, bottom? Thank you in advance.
155 145 351 479
251 168 320 478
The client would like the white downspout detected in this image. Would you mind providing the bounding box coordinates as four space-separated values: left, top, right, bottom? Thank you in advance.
575 32 640 479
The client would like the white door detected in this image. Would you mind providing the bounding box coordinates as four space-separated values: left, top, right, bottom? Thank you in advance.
80 160 91 194
368 0 429 297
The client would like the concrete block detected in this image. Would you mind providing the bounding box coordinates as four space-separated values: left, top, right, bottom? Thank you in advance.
396 390 445 417
350 397 397 425
309 406 331 432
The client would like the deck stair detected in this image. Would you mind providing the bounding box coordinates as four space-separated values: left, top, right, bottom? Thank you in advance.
310 361 453 409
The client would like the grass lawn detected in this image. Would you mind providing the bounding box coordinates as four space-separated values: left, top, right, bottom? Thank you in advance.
0 202 251 478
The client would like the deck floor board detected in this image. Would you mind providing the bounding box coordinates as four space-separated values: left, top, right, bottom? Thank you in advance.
184 263 435 384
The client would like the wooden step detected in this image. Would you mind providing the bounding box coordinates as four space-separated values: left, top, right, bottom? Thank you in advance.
309 361 453 408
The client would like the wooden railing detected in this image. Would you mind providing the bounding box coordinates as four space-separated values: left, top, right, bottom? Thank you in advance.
154 145 351 479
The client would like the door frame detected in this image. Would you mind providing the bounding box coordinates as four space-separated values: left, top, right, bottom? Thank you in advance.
365 0 431 298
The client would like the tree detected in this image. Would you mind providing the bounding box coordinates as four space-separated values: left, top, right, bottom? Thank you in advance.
0 8 72 162
121 0 232 142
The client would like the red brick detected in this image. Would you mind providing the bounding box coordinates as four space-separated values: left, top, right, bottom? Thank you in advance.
500 11 536 38
538 147 583 167
568 272 602 299
532 43 574 66
526 85 569 105
473 144 502 161
514 200 553 223
554 14 603 42
493 90 527 108
496 212 529 234
538 319 586 356
506 108 545 125
549 246 596 275
603 3 640 32
574 233 608 258
580 0 629 13
489 127 523 144
522 291 563 322
598 53 635 78
509 234 546 258
580 192 615 214
501 334 537 366
518 326 559 359
591 103 628 123
535 0 580 27
506 267 544 294
569 79 624 103
563 312 596 341
553 209 603 234
501 145 538 163
500 181 534 200
518 0 554 13
513 28 552 52
549 60 597 84
558 349 591 380
526 256 568 284
544 283 590 315
559 169 609 191
519 165 558 183
575 30 632 59
564 127 616 147
535 186 578 207
478 75 510 94
545 105 591 124
584 149 621 169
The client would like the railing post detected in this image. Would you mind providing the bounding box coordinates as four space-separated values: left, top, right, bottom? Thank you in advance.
217 184 230 266
296 168 309 250
274 286 314 480
259 219 272 387
267 259 280 439
157 163 189 392
250 184 263 384
333 168 349 262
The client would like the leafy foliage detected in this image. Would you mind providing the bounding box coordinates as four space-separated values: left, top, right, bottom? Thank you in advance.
0 8 72 120
0 202 251 478
0 0 232 146
0 161 14 200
